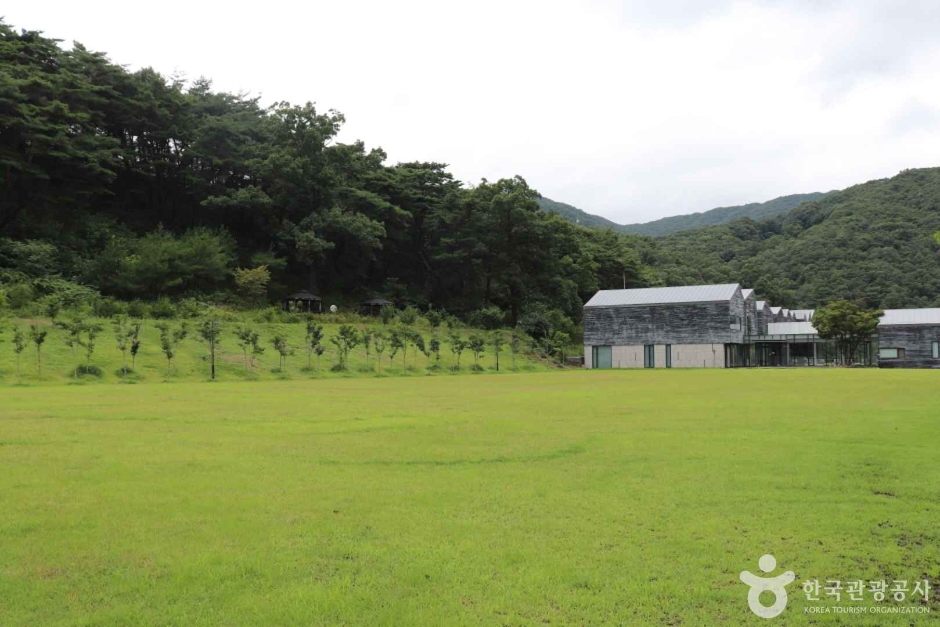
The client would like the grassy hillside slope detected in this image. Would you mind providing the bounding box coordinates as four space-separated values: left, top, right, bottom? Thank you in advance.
0 317 554 386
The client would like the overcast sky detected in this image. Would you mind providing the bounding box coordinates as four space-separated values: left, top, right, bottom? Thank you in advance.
6 1 940 223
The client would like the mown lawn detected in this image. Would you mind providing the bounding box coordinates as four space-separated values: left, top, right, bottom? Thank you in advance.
1 369 937 625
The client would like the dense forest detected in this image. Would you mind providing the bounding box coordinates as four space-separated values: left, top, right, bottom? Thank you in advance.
638 168 940 308
0 21 644 327
2 19 939 327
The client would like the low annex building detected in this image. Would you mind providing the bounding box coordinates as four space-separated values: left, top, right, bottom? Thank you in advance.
877 309 940 368
583 284 940 369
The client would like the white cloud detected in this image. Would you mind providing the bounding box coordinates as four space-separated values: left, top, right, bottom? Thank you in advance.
6 0 940 222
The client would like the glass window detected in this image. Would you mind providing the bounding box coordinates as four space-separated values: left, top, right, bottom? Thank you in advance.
933 342 939 359
665 344 672 368
643 344 655 368
879 348 899 359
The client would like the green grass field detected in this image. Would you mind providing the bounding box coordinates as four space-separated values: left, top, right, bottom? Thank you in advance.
1 370 937 625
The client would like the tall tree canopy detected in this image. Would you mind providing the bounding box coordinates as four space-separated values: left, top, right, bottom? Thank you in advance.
0 20 645 325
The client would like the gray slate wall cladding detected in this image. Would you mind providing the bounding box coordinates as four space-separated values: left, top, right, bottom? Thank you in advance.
755 308 767 335
585 292 745 346
879 325 940 368
743 293 757 336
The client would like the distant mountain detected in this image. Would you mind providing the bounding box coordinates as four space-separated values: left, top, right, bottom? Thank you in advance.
619 192 834 236
535 197 623 230
537 191 835 236
640 167 940 309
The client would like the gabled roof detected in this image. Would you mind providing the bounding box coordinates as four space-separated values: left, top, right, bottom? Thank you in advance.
584 284 740 308
790 309 815 321
741 288 755 300
756 300 767 311
879 308 940 325
767 321 817 335
770 306 782 315
286 290 321 301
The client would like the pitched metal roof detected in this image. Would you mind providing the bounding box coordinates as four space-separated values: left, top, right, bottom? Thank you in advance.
767 321 817 335
741 288 754 300
770 306 782 315
756 300 767 310
879 308 940 326
584 284 740 308
790 309 814 321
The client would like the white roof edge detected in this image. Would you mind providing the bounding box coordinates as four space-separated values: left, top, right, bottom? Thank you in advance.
584 283 741 308
879 308 940 325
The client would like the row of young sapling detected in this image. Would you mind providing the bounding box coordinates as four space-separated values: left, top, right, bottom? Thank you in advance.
208 320 525 379
0 315 527 381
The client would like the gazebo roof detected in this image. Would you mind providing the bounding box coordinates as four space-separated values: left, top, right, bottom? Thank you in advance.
361 297 393 306
286 290 322 301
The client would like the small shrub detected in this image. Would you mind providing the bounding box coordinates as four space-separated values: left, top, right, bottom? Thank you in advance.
380 305 395 325
234 266 271 306
94 297 127 319
425 308 445 328
398 306 419 325
32 278 99 309
151 297 177 319
330 363 346 372
127 300 150 318
5 283 35 309
39 295 62 321
256 307 281 323
76 364 103 378
177 298 207 319
472 306 505 330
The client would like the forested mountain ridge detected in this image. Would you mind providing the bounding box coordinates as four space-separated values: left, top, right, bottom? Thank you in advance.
537 192 834 236
534 197 622 230
638 168 940 309
619 192 834 236
0 20 644 328
1 18 937 325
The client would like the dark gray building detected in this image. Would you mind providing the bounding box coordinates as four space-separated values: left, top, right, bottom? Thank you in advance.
877 309 940 368
584 285 938 369
584 284 746 368
742 289 758 337
755 300 770 335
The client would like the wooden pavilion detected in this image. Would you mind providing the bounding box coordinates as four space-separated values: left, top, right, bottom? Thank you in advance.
360 297 394 316
284 290 323 313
